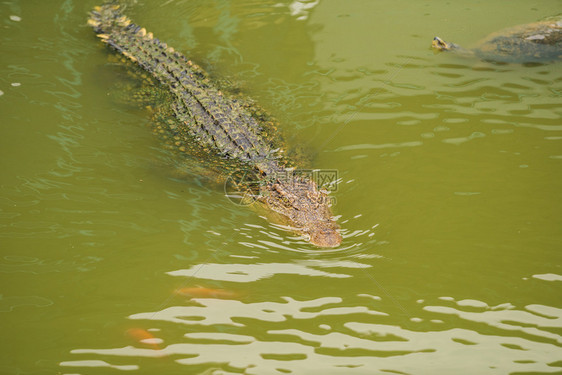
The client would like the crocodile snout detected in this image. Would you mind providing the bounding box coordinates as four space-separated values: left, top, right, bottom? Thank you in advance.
309 227 342 248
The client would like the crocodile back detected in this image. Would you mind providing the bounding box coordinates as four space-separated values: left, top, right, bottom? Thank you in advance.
89 4 276 166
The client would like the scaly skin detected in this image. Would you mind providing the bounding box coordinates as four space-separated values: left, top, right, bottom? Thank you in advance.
88 3 341 247
432 19 562 63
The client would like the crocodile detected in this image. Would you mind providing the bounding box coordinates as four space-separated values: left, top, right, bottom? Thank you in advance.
88 3 342 247
432 18 562 63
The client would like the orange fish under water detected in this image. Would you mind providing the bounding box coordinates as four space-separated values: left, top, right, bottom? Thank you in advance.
174 286 240 299
126 328 161 351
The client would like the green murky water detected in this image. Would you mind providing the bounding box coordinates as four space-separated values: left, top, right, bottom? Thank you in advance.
1 0 562 374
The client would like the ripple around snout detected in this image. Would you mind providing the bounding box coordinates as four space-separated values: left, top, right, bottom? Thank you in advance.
231 216 380 259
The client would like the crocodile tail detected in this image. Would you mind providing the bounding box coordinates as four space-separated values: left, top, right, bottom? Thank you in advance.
88 3 275 164
88 3 131 42
88 3 138 61
88 3 186 72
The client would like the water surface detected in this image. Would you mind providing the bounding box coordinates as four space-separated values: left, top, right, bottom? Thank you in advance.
1 0 561 374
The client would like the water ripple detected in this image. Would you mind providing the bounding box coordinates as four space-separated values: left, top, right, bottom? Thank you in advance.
423 300 562 345
166 261 363 282
65 293 562 374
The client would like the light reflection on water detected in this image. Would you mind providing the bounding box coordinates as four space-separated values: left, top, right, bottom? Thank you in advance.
63 288 562 374
62 247 562 373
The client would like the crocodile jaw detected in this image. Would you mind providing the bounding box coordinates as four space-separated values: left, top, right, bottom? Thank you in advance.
307 224 342 248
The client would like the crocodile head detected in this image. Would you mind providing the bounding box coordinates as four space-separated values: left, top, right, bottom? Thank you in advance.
432 36 455 51
261 179 342 248
432 37 474 58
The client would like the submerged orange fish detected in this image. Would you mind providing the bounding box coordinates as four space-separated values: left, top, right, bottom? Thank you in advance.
174 286 239 299
126 328 161 351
